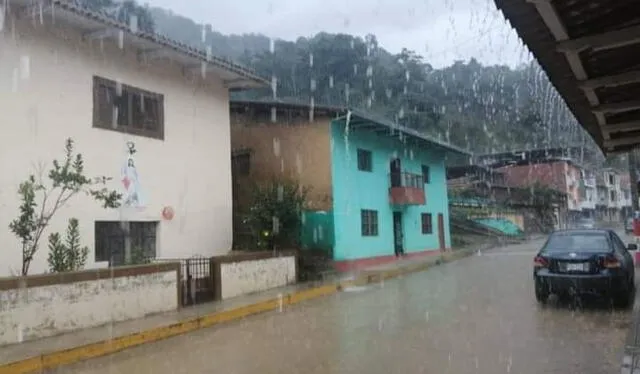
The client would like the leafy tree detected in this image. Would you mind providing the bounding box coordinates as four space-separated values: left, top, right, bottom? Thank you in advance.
9 138 121 276
125 246 152 266
47 218 89 273
522 182 564 232
245 179 309 250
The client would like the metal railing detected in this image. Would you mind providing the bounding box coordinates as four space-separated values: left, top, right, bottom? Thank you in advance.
389 171 424 189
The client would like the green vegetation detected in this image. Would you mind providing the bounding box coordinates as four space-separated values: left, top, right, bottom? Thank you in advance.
47 218 89 273
10 138 121 275
245 179 308 250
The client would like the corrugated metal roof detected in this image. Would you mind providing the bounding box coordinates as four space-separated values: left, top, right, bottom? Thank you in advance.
8 0 268 89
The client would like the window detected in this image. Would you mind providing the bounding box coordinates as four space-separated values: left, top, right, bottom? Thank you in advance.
543 232 609 253
232 153 251 177
360 210 378 236
95 221 158 266
421 165 430 184
421 213 433 234
357 149 372 172
93 76 164 140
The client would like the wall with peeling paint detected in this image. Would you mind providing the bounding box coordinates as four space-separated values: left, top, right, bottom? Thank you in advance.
0 268 179 346
220 256 296 299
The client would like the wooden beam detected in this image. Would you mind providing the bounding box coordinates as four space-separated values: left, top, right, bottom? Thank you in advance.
592 100 640 114
604 136 640 149
602 120 640 134
526 0 609 131
138 48 169 61
18 2 52 20
525 0 569 40
579 70 640 90
83 28 117 41
557 24 640 53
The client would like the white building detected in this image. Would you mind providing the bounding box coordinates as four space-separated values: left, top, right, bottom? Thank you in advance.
578 170 596 216
0 1 267 275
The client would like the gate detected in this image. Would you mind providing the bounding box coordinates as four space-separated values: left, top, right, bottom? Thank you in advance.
181 256 215 306
156 256 215 306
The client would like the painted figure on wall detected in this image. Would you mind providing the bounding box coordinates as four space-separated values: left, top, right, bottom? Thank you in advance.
121 142 144 207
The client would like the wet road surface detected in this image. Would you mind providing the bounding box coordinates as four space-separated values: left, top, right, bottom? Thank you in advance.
61 239 632 374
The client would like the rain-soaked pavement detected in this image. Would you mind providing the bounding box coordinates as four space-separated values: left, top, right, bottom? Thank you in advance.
61 238 632 374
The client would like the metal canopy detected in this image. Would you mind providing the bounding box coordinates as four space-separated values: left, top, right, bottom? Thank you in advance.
338 109 472 158
6 0 268 90
495 0 640 154
229 98 471 158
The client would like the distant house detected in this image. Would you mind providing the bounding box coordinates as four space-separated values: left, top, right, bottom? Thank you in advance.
597 168 631 221
0 1 267 275
230 100 469 271
495 159 581 226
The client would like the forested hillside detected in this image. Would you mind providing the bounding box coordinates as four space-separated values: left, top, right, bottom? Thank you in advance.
79 1 602 157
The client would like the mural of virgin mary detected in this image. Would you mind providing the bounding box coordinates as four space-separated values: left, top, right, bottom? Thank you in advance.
121 156 144 207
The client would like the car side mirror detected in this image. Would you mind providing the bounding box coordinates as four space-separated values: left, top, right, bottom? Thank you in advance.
628 243 638 251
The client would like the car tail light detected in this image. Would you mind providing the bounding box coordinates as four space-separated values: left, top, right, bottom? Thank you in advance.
602 255 621 269
534 255 548 268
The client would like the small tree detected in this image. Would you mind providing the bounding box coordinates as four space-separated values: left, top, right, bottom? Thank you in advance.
125 246 152 266
245 179 309 250
10 138 121 275
526 182 564 232
47 218 89 273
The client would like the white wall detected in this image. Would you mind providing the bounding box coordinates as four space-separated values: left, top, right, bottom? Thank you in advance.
219 256 296 299
579 187 596 211
0 18 233 275
0 265 179 346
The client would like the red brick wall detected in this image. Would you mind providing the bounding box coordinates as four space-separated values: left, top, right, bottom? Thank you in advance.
498 162 568 193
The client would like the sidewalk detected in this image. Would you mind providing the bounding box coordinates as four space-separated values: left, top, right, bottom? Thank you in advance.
0 246 480 374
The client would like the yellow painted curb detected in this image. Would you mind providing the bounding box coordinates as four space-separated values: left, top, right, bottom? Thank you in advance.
0 284 340 374
0 249 476 374
354 249 476 286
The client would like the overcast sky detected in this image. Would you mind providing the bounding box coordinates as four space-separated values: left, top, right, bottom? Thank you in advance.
146 0 531 68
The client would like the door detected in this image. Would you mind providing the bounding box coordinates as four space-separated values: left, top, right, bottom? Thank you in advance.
437 213 446 251
393 212 404 256
390 158 401 187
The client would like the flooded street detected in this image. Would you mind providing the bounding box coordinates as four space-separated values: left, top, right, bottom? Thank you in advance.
61 239 631 374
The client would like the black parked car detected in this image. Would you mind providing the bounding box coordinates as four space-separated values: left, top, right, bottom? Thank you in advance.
533 229 637 306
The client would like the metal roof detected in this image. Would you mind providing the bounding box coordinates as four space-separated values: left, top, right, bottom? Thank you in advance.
6 0 268 90
230 98 472 157
495 0 640 154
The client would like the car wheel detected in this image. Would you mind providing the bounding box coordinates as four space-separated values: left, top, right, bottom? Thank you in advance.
535 279 549 304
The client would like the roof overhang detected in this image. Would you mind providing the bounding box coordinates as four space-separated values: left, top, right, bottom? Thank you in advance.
4 0 268 90
337 109 472 159
229 98 472 159
495 0 640 154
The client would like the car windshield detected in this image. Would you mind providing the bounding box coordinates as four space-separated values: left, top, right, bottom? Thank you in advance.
543 233 611 253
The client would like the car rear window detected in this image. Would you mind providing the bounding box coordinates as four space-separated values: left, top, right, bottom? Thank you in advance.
543 233 610 253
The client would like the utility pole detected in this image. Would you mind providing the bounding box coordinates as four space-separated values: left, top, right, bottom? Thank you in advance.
629 149 639 212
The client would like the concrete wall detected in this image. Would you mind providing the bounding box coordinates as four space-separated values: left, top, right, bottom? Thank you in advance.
0 263 180 346
0 15 234 275
211 252 297 300
330 119 451 262
229 111 333 211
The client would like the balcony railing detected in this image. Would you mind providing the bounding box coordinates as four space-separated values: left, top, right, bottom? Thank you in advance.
389 172 426 205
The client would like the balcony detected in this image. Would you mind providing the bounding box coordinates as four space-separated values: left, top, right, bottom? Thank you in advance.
389 172 425 205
